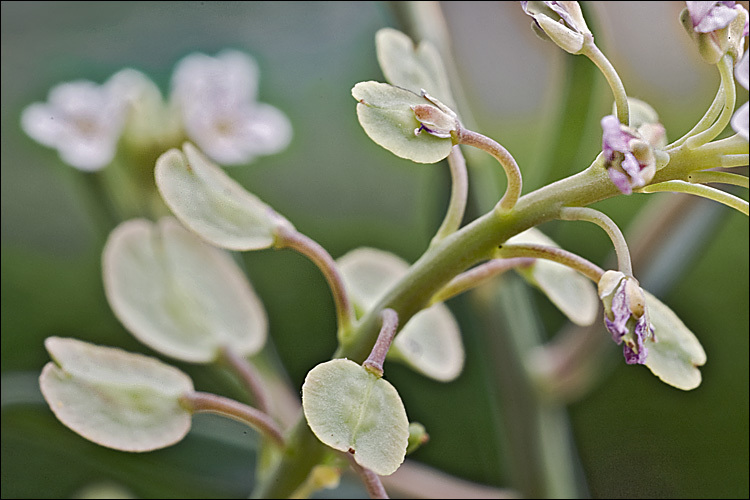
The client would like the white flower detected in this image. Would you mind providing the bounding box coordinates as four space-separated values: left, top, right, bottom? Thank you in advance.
732 49 749 141
21 74 129 171
171 50 292 166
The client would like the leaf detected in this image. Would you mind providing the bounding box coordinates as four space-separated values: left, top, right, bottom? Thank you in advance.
375 28 455 108
155 142 293 251
390 304 465 382
337 247 408 312
39 337 193 452
103 217 267 363
352 81 453 164
337 247 464 381
302 359 409 476
642 291 707 391
506 228 599 326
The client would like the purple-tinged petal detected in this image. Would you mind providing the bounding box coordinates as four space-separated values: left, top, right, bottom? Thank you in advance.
601 115 656 194
731 101 749 141
687 1 738 33
736 50 749 90
599 271 653 365
624 316 652 365
607 168 633 195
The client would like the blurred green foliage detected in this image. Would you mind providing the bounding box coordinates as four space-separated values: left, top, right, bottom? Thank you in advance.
2 2 747 498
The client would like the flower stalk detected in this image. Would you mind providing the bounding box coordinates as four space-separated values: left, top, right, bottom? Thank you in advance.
274 225 356 337
558 206 632 275
456 128 522 211
181 391 285 448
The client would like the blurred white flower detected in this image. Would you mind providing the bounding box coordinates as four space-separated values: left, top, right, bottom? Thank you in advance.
732 49 749 141
171 50 292 166
21 74 129 171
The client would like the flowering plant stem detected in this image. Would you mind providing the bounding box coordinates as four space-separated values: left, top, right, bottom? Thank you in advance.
688 170 749 188
429 257 535 305
558 206 632 275
456 128 522 211
253 107 746 493
667 82 725 149
273 225 355 338
641 180 749 215
686 55 736 149
181 391 285 448
219 347 271 415
345 452 389 499
363 309 399 377
430 145 468 245
581 34 630 125
497 243 605 282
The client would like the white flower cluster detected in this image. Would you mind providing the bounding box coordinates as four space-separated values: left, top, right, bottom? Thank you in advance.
21 50 292 171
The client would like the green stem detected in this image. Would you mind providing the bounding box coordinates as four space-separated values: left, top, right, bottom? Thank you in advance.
721 154 750 168
497 243 605 283
429 257 534 305
456 128 523 211
685 55 736 150
688 170 749 188
559 206 632 275
666 80 725 149
581 34 629 125
274 226 355 338
254 128 745 496
431 146 469 245
181 391 285 448
640 180 749 215
656 134 748 182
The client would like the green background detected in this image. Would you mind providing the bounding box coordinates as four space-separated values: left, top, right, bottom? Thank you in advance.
2 2 747 498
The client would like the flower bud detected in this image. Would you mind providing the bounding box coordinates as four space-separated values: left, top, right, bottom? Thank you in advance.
598 271 654 365
521 1 591 54
681 3 748 65
411 90 460 140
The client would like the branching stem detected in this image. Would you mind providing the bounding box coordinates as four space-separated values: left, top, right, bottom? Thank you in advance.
181 391 285 447
559 206 632 276
274 226 356 337
456 128 522 211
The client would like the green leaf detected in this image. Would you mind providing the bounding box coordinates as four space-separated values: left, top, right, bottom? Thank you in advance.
643 291 707 391
39 337 193 452
301 359 409 476
103 217 267 363
375 28 455 108
155 142 293 251
337 247 464 381
390 303 464 382
507 228 598 326
352 81 453 164
337 247 408 312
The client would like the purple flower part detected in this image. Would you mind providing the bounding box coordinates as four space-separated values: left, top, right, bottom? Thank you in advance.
520 1 585 33
601 115 653 194
623 316 652 365
605 281 631 343
607 168 633 195
686 1 738 33
601 115 633 158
